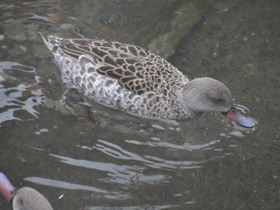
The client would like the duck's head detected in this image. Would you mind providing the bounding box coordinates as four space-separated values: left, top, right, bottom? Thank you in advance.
0 173 53 210
182 77 255 128
182 77 232 113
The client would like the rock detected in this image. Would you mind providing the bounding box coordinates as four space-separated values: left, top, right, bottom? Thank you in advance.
4 19 37 42
8 45 25 56
147 2 210 58
71 0 211 59
33 43 51 59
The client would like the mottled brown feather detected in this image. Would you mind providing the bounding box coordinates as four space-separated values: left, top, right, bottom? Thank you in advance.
57 39 183 95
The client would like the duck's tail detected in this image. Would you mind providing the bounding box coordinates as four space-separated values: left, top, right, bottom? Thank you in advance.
39 32 63 54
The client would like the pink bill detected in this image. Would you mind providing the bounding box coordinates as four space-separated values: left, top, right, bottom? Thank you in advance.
0 172 16 202
223 108 255 128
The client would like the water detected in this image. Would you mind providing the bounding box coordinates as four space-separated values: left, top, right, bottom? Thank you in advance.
0 0 280 209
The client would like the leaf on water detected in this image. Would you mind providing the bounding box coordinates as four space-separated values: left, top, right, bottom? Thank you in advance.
51 5 60 9
30 88 43 96
49 15 60 23
254 96 260 103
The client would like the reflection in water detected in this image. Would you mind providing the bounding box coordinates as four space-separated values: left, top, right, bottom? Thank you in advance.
24 177 129 200
87 204 179 210
87 139 202 169
0 61 44 125
126 139 220 151
50 151 172 185
25 176 108 193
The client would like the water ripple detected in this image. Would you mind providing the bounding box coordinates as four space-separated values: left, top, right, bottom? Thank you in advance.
0 61 44 125
83 139 203 170
49 153 171 185
24 176 129 200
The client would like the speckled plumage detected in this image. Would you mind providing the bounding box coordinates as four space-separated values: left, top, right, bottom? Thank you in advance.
40 33 233 120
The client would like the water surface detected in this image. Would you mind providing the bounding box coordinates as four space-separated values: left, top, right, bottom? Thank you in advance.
0 0 279 209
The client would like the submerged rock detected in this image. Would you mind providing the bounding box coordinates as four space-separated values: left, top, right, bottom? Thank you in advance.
4 19 37 42
147 2 210 58
33 43 51 59
71 0 211 59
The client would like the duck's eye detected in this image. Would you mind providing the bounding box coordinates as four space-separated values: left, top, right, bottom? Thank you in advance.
213 98 223 104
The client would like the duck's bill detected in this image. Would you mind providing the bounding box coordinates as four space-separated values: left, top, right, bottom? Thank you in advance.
0 172 15 202
222 108 255 128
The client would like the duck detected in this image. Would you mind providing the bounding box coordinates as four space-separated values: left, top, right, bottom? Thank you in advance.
0 172 53 210
40 33 254 127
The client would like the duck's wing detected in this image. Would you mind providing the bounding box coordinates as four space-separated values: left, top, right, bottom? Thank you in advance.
42 35 184 95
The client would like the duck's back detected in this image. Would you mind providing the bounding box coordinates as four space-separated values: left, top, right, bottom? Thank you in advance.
41 34 191 119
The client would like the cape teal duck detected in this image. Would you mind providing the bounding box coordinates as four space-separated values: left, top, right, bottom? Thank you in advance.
40 33 254 127
0 172 53 210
